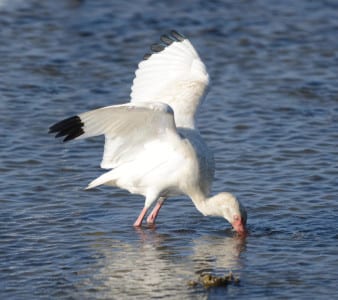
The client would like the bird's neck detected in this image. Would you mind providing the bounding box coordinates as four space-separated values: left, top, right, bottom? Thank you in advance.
190 191 223 217
175 114 195 129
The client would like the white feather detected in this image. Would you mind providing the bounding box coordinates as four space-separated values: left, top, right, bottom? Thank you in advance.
130 38 209 128
76 102 177 169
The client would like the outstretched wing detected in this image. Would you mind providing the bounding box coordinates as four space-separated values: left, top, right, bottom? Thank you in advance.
49 102 179 169
130 31 209 129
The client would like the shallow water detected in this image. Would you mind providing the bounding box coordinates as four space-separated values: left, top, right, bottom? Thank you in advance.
1 0 338 299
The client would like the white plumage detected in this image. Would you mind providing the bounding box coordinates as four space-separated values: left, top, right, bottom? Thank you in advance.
50 31 247 234
131 33 209 128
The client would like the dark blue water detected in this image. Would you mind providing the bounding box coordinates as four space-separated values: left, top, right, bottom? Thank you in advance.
1 0 338 299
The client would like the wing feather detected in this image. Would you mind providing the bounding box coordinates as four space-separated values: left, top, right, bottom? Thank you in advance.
130 31 209 129
49 102 179 169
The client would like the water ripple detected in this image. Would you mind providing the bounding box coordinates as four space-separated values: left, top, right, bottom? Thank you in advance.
1 0 338 299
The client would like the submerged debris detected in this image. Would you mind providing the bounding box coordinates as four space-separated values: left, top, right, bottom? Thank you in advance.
188 271 240 288
187 280 199 287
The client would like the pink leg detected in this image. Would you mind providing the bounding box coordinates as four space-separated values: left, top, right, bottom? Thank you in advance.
133 207 148 227
147 198 165 224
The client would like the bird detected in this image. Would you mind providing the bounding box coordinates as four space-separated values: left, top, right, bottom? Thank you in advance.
49 30 247 234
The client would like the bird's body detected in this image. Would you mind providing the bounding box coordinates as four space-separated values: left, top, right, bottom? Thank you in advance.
88 126 213 205
50 31 247 234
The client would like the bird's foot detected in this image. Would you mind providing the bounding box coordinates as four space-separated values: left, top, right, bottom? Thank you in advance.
146 213 156 225
133 220 142 227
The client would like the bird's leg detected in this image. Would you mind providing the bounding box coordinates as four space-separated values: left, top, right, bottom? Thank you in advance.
147 197 165 224
134 193 159 227
133 207 148 227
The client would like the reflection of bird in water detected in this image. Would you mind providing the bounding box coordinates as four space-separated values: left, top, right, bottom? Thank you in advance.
49 31 247 234
192 235 246 274
77 230 245 298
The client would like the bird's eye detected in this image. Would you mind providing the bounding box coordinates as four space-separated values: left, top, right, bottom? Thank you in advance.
233 215 239 221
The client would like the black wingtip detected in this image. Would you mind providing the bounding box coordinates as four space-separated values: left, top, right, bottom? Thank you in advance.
142 30 186 61
170 30 185 41
49 115 84 142
143 53 152 60
150 43 165 52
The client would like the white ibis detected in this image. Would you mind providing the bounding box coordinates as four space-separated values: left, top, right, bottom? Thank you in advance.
49 31 247 234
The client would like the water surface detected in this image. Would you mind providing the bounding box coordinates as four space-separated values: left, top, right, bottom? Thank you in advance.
1 0 338 299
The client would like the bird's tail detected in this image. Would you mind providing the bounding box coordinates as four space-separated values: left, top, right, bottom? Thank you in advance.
85 170 116 190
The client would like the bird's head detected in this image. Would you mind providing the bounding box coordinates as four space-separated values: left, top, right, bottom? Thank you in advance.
216 192 247 235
